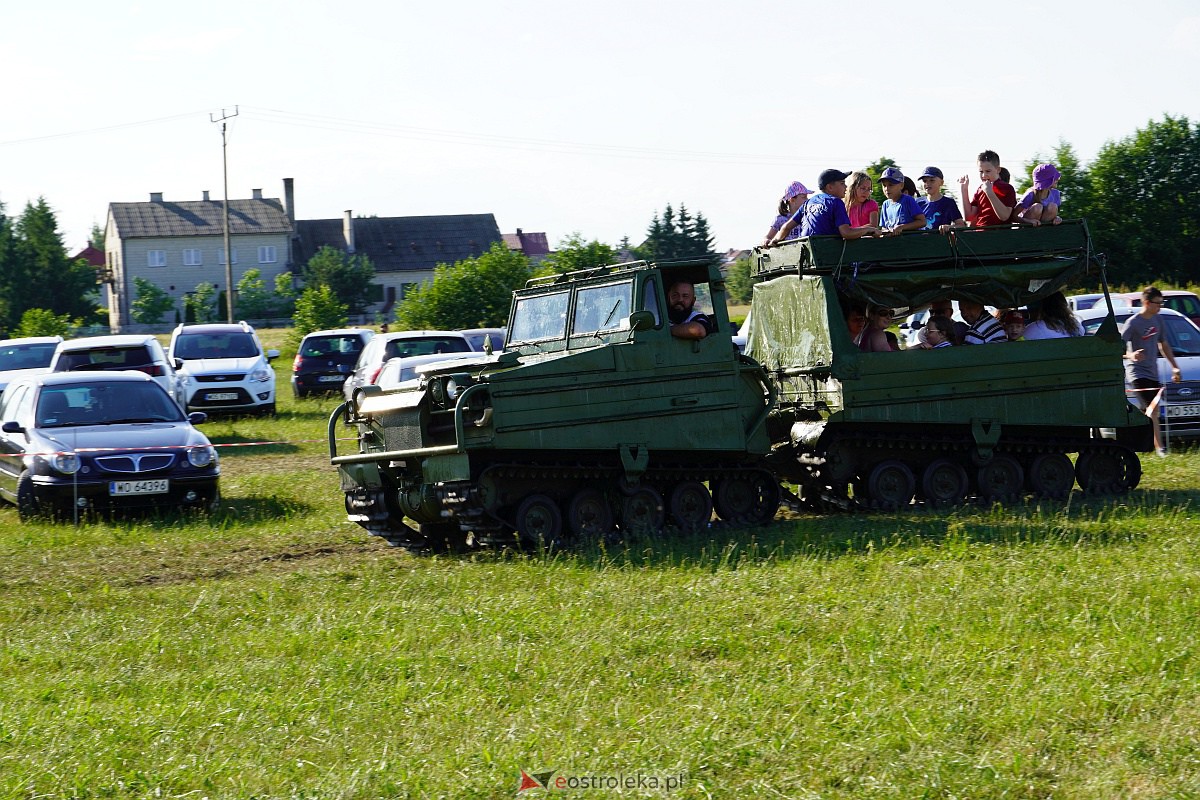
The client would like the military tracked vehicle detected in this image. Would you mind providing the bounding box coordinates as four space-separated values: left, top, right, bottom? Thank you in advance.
748 220 1150 509
330 259 778 549
330 220 1150 548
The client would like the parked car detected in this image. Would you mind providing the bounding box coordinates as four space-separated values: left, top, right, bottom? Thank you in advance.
50 334 182 407
1109 290 1200 327
291 328 374 398
169 322 280 416
1079 305 1200 441
460 328 506 353
0 372 220 519
374 352 492 391
0 336 62 399
342 330 473 402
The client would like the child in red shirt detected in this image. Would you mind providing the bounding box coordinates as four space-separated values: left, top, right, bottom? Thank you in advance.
959 150 1017 227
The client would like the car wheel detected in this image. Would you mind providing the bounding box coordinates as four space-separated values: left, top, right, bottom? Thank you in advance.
16 471 43 521
260 403 277 417
205 488 222 515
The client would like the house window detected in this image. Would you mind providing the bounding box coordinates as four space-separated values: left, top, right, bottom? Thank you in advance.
148 250 166 267
183 248 202 266
216 249 239 265
258 246 277 264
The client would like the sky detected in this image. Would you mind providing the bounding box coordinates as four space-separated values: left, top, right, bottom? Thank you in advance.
3 0 1199 256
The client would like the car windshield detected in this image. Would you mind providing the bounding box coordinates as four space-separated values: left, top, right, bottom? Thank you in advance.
175 332 260 359
0 342 58 371
37 382 184 428
56 346 155 372
301 335 366 357
509 291 570 345
1165 316 1200 356
383 337 471 360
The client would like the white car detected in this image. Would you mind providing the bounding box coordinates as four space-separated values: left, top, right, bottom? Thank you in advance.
0 336 62 399
375 352 492 391
169 322 280 416
50 334 183 408
342 330 473 403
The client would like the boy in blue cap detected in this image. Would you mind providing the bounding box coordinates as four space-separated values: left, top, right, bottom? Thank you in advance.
917 166 965 233
877 167 926 236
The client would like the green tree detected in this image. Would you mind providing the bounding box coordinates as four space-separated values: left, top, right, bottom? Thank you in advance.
130 277 175 324
725 257 754 305
634 203 719 263
396 242 531 330
289 284 348 347
864 157 899 205
89 222 106 251
533 233 615 278
273 272 297 318
0 199 99 331
235 268 276 319
13 308 75 338
1085 115 1200 286
185 282 218 324
301 246 376 313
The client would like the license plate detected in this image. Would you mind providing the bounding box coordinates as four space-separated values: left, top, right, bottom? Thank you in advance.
1166 404 1200 418
206 392 239 401
319 375 345 382
110 479 169 496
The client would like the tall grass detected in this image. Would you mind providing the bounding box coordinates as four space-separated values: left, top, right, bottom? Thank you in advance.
1 366 1198 797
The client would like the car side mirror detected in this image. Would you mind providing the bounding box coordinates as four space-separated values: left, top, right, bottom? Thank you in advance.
174 358 184 370
628 311 656 332
2 420 24 434
187 412 208 425
266 349 280 362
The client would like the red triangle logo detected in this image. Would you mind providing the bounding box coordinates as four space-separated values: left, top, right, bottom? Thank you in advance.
518 770 543 792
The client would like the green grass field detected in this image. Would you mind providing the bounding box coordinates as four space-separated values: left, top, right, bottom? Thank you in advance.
2 350 1198 798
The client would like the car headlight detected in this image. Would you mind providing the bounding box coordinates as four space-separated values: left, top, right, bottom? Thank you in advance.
250 367 273 383
446 378 461 401
188 444 218 468
51 451 81 474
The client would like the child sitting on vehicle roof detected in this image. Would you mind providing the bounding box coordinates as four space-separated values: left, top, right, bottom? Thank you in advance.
761 181 811 247
1018 163 1063 226
959 150 1018 228
877 167 926 236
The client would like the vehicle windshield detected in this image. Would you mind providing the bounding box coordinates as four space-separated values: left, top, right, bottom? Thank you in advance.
37 382 184 428
56 346 156 372
301 335 366 357
383 337 471 360
175 332 260 359
509 291 570 345
571 281 633 336
1166 316 1200 356
0 342 58 371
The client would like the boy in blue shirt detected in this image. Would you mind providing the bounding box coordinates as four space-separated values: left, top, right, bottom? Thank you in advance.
916 166 965 233
877 167 926 236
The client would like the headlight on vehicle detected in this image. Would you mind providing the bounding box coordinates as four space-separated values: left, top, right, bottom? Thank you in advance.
188 444 218 468
430 379 445 405
446 378 461 401
446 373 472 403
250 367 273 383
51 451 81 474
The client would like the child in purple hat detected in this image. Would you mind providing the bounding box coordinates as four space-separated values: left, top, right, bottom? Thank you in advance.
1018 163 1063 226
761 181 811 246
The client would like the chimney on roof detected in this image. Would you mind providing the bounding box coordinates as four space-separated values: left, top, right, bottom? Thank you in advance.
150 192 163 202
202 190 210 201
252 188 263 200
517 228 523 235
283 178 295 227
343 210 356 254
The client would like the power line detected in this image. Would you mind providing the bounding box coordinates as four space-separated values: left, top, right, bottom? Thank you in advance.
0 111 208 146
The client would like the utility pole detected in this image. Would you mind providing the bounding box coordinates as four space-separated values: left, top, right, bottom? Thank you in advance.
210 106 239 323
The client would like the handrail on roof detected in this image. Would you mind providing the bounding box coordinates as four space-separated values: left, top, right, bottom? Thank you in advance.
523 256 719 289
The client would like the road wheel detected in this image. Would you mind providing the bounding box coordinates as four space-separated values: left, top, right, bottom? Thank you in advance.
1027 453 1075 499
566 488 613 541
16 471 43 521
713 473 780 524
865 460 915 510
1076 446 1141 495
620 487 665 537
920 459 969 507
976 454 1024 504
668 481 712 534
514 494 563 546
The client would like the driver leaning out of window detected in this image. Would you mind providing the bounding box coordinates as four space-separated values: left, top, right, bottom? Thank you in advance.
667 281 714 340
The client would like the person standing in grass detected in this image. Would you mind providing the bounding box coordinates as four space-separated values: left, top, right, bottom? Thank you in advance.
1123 285 1183 456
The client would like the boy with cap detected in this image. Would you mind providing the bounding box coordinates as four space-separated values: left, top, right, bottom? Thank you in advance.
917 166 965 233
766 169 877 245
877 167 926 236
1018 163 1063 226
958 150 1017 228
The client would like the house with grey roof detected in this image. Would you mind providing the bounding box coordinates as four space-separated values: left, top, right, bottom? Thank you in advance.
103 179 296 330
294 212 502 319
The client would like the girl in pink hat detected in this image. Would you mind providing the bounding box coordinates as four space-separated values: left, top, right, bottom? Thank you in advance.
761 181 811 247
1018 163 1063 226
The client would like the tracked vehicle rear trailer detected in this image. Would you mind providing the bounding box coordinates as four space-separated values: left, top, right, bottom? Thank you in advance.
748 221 1151 508
331 259 779 548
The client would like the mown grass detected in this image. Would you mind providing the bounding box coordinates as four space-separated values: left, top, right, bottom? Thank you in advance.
1 373 1199 797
